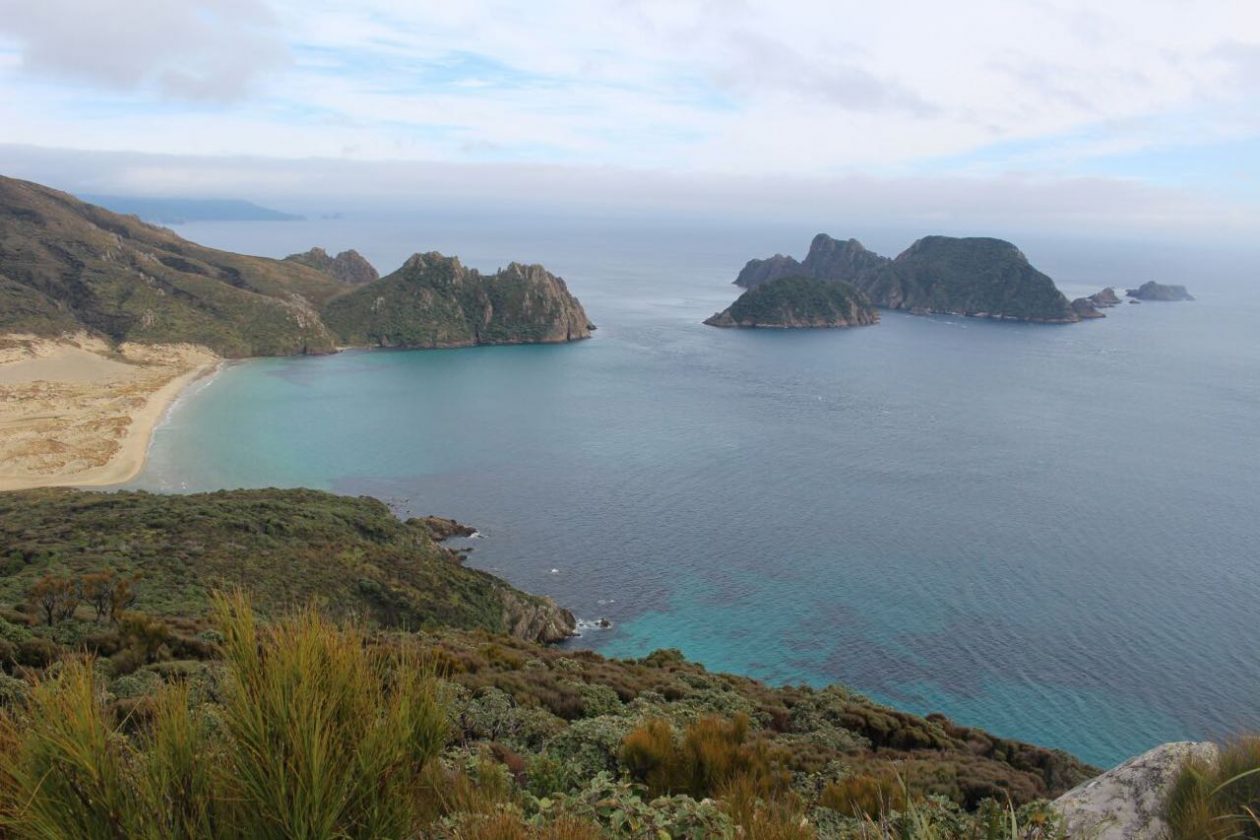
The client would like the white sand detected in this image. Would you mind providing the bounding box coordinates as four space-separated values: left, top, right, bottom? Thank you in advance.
0 334 219 491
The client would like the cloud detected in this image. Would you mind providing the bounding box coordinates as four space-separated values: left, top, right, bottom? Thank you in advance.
0 0 287 101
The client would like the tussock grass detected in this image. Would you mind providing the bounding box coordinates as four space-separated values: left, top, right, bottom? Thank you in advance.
1168 738 1260 839
0 594 446 839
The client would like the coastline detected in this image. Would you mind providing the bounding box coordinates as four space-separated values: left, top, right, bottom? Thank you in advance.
0 335 220 492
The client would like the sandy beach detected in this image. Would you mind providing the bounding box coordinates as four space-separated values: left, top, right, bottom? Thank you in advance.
0 334 218 491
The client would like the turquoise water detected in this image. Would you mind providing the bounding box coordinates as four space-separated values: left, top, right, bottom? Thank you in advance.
134 215 1260 768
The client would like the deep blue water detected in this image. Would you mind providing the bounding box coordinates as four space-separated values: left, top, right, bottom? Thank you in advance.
133 213 1260 768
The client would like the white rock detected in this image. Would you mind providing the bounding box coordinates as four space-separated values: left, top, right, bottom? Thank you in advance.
1053 741 1219 840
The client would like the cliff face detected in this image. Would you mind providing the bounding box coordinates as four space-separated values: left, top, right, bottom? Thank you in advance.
321 252 593 349
732 233 1080 323
1126 281 1195 301
0 176 343 357
705 275 879 328
285 247 380 286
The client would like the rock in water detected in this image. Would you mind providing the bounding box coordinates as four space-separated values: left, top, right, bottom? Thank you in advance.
1090 287 1122 307
1072 297 1106 319
1052 741 1219 840
1126 281 1195 301
705 275 879 328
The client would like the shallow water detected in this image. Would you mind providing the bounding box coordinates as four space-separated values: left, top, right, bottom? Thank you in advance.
134 214 1260 767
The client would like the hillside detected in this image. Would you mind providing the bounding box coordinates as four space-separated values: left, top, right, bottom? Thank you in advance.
0 487 1096 838
705 275 879 328
0 487 574 642
0 175 595 357
323 251 593 348
733 234 1079 323
0 176 344 357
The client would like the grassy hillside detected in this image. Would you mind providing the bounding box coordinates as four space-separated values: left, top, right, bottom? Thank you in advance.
0 176 595 357
0 176 345 356
0 487 1096 838
0 488 574 642
323 252 593 348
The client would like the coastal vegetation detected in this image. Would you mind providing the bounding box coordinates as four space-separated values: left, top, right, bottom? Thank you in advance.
704 275 879 329
730 235 1079 323
0 487 1096 839
322 252 593 348
0 175 592 357
1166 739 1260 839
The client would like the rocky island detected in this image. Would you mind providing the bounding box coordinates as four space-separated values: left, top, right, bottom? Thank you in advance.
705 275 879 328
1127 280 1195 301
731 234 1083 323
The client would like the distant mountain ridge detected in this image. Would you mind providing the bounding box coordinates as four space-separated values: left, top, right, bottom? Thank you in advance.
735 234 1081 323
0 175 593 356
80 196 303 223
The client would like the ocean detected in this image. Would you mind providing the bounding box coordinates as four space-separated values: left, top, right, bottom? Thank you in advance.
132 211 1260 768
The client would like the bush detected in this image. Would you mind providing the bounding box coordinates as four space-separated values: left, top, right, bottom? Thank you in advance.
819 768 907 818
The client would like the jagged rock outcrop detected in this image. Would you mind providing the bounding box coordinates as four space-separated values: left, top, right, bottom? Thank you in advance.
499 589 577 643
412 515 476 541
322 252 593 349
1126 281 1195 301
1053 741 1219 840
285 247 379 285
732 234 1080 323
705 275 878 328
1072 298 1106 319
1090 287 1122 307
734 253 804 288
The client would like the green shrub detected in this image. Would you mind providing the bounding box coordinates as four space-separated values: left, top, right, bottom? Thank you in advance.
1168 739 1260 839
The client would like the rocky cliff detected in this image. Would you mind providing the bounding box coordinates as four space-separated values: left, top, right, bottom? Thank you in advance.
733 233 1080 323
285 246 380 285
1126 281 1195 301
321 251 593 349
705 275 879 328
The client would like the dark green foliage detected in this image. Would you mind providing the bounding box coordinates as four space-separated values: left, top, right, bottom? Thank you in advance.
322 252 592 348
733 234 1079 323
0 487 569 640
874 237 1074 321
707 275 878 328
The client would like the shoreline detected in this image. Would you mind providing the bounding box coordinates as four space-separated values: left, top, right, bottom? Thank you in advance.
0 336 220 492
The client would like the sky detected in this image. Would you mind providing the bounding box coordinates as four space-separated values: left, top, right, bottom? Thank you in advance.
0 0 1258 236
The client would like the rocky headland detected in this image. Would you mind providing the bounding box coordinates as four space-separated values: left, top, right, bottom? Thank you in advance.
1126 280 1195 301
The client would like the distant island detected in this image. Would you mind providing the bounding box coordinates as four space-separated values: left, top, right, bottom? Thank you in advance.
79 195 304 223
728 234 1094 324
1127 280 1195 301
705 275 879 328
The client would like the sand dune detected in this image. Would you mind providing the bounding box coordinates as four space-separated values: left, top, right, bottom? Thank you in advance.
0 334 218 491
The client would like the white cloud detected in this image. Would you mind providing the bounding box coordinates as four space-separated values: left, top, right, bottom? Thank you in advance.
0 0 1258 225
0 0 287 101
